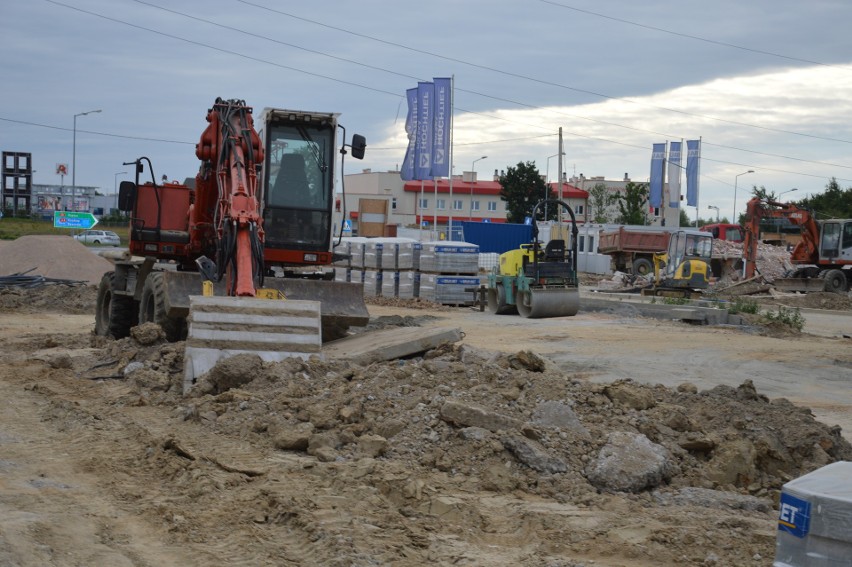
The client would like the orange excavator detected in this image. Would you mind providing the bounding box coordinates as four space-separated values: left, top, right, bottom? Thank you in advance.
95 98 368 389
742 197 851 293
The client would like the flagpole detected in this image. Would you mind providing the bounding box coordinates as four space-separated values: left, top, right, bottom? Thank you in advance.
419 179 424 240
695 137 702 227
447 75 455 240
433 179 438 240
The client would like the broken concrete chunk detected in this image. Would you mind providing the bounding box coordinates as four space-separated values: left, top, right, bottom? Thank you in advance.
439 400 522 433
585 431 676 493
500 434 567 474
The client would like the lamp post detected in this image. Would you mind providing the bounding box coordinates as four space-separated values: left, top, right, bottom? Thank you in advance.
114 171 128 214
72 109 102 211
732 169 754 224
778 187 798 201
708 205 720 222
469 155 487 221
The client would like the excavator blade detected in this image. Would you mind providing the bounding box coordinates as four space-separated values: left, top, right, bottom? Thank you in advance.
516 287 579 318
183 296 322 393
160 271 369 342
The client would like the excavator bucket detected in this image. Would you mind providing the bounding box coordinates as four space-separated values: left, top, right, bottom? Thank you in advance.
159 271 369 343
183 296 322 393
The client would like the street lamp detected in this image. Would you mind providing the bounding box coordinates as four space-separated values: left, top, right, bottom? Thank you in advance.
545 152 565 219
72 109 102 211
114 171 128 214
469 155 487 221
778 187 798 200
708 205 720 222
732 169 754 224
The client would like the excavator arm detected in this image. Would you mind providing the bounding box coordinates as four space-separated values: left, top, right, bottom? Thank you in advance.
194 98 265 296
742 198 821 278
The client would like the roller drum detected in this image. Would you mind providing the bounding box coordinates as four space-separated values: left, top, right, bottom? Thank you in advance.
516 288 579 318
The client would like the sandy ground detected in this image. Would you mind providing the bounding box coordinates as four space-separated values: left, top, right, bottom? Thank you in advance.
0 283 851 566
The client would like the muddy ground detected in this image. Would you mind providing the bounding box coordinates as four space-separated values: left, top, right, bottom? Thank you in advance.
0 283 851 566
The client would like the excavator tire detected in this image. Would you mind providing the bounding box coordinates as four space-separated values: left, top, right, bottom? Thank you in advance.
139 272 186 342
823 269 847 294
95 271 138 339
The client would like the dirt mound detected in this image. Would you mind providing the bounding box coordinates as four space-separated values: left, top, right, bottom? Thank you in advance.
0 235 113 285
0 283 98 314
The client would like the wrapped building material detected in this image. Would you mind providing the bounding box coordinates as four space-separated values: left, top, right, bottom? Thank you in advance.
380 237 422 270
381 271 398 298
419 274 479 305
774 461 852 566
398 271 420 299
364 240 384 270
363 270 382 297
419 241 479 275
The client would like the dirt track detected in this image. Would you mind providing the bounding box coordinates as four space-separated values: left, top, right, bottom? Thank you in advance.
1 283 851 566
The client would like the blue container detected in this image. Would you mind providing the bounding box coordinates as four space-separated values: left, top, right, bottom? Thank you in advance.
461 222 533 254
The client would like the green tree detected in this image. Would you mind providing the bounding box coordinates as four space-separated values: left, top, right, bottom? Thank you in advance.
614 181 649 225
499 161 548 223
588 182 614 223
798 178 852 218
678 208 692 227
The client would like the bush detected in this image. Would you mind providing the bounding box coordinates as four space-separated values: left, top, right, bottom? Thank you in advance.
728 297 760 315
763 306 805 332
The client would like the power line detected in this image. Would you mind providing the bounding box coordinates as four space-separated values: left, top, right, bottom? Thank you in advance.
234 0 852 145
539 0 844 71
0 116 193 144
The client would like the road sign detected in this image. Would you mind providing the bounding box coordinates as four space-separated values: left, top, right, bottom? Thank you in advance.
54 211 99 230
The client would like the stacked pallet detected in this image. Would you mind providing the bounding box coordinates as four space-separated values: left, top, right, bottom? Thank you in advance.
418 241 480 305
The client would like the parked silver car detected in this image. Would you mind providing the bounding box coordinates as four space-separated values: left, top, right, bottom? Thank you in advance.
73 229 121 246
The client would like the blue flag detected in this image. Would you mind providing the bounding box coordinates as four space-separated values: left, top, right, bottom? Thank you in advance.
432 78 451 177
415 82 434 181
649 143 666 209
667 141 682 208
686 139 701 207
401 88 418 181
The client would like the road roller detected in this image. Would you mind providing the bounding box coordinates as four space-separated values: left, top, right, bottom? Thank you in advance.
486 199 580 318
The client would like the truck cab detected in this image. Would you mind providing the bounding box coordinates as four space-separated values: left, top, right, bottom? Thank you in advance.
700 223 743 243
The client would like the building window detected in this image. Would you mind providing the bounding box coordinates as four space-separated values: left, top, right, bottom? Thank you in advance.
487 201 497 212
391 197 397 210
653 207 660 217
437 199 446 210
578 235 585 252
575 204 584 216
588 235 595 253
453 200 463 211
471 200 480 211
419 198 428 209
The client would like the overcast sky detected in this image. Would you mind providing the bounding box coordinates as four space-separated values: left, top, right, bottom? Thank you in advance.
3 0 852 222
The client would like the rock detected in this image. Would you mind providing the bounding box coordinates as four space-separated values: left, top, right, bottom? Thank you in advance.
373 418 406 439
481 463 518 492
603 382 656 410
704 439 757 487
531 400 590 437
439 400 522 433
652 487 772 512
459 427 491 441
506 350 546 372
47 353 73 369
585 431 676 493
677 382 698 394
357 434 388 458
272 422 315 451
308 431 341 456
131 322 166 345
130 368 172 392
500 433 567 473
206 353 264 394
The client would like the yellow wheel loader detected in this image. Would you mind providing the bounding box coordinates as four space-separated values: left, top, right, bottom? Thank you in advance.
641 229 712 299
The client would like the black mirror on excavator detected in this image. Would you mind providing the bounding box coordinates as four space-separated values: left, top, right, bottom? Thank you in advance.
350 134 366 160
118 180 137 212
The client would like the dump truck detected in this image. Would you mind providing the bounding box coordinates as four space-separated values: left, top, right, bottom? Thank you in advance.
95 98 369 388
486 199 580 318
598 226 671 276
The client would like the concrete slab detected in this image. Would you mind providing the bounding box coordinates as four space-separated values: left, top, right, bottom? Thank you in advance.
322 326 463 365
